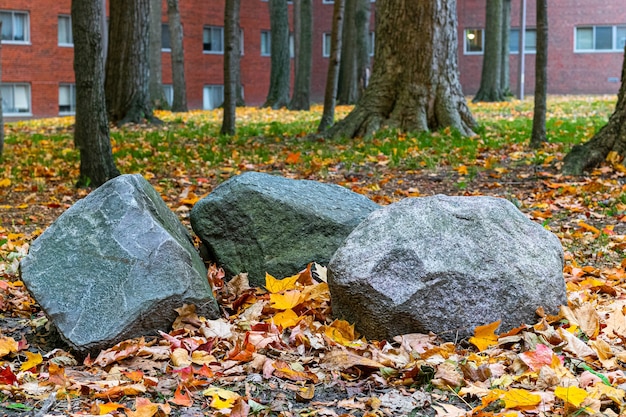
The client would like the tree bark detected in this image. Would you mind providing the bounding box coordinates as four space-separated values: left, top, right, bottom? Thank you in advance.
474 0 505 102
562 49 626 175
500 0 511 95
262 0 290 109
222 0 241 135
106 0 157 124
167 0 188 112
337 0 357 105
72 0 120 187
289 0 312 110
325 0 476 138
149 0 167 109
317 0 344 132
355 0 371 98
530 0 547 148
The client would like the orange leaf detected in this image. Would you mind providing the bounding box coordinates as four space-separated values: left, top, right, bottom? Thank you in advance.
286 152 301 164
93 383 146 399
0 337 19 357
98 402 125 415
170 384 193 407
126 397 159 417
325 319 360 346
469 320 500 351
578 221 601 236
265 273 299 293
48 362 67 386
269 290 302 310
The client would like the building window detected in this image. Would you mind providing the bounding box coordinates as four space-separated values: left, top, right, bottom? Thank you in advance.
163 85 173 106
575 25 626 52
240 29 244 55
289 32 295 58
203 26 224 53
0 11 29 43
59 84 76 115
322 0 334 3
162 24 171 51
58 15 72 46
464 28 483 54
322 32 331 57
369 31 375 56
203 85 224 110
509 28 537 53
1 83 31 115
261 30 271 56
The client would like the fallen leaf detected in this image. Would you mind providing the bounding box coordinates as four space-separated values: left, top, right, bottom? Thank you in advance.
469 320 500 351
555 385 588 408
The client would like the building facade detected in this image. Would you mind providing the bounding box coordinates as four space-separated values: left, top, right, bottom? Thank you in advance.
0 0 624 119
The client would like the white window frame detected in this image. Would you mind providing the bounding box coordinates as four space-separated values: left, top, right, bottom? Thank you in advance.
203 26 224 54
289 32 295 58
1 83 31 116
322 0 334 3
509 28 537 54
463 28 484 55
163 84 173 107
261 30 271 56
58 15 72 46
58 84 76 115
322 32 331 57
161 23 171 52
574 25 626 53
0 10 30 44
203 85 224 110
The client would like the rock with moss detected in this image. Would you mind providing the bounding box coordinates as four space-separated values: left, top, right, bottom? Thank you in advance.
328 195 566 341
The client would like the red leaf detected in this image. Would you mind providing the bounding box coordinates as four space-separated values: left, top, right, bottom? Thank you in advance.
0 366 18 385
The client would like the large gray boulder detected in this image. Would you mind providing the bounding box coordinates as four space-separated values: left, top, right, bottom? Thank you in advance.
190 172 380 286
20 174 219 355
328 195 566 341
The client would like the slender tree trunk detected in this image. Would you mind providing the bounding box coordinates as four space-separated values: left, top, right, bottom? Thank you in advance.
530 0 547 148
149 0 167 109
106 0 157 124
500 0 511 95
355 0 371 98
222 0 241 135
72 0 120 187
337 0 357 105
562 49 626 175
325 0 476 138
474 0 504 102
262 0 290 109
167 0 188 112
289 0 312 110
101 0 107 62
0 22 3 159
318 0 344 132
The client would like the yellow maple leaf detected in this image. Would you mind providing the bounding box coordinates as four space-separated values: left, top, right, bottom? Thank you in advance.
265 273 299 293
203 386 240 409
0 178 10 187
98 402 125 415
324 319 361 346
20 351 43 371
502 388 542 408
555 385 588 408
270 290 302 310
469 320 500 351
270 308 300 328
0 337 19 357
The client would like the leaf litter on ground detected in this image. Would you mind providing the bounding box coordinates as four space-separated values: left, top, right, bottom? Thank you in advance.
0 97 625 416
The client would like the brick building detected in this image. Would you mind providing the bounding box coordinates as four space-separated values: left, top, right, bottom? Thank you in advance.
0 0 624 119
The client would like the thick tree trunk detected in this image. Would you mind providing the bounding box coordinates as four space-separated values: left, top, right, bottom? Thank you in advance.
167 0 188 112
72 0 120 187
149 0 167 109
500 0 511 95
106 0 157 124
222 0 241 135
337 0 357 105
562 50 626 175
317 0 344 132
326 0 476 138
530 0 547 148
289 0 312 110
262 0 290 109
355 0 371 98
474 0 504 102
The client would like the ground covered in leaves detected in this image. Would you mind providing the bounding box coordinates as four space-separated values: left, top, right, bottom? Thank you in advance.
0 97 625 416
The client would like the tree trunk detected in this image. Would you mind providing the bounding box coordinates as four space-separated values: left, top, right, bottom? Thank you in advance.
106 0 157 124
289 0 312 110
355 0 371 98
562 49 626 175
72 0 120 187
222 0 241 135
167 0 188 112
473 0 504 102
262 0 290 109
317 0 344 132
0 22 3 159
500 0 511 95
530 0 547 148
325 0 476 138
337 0 357 105
149 0 167 109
